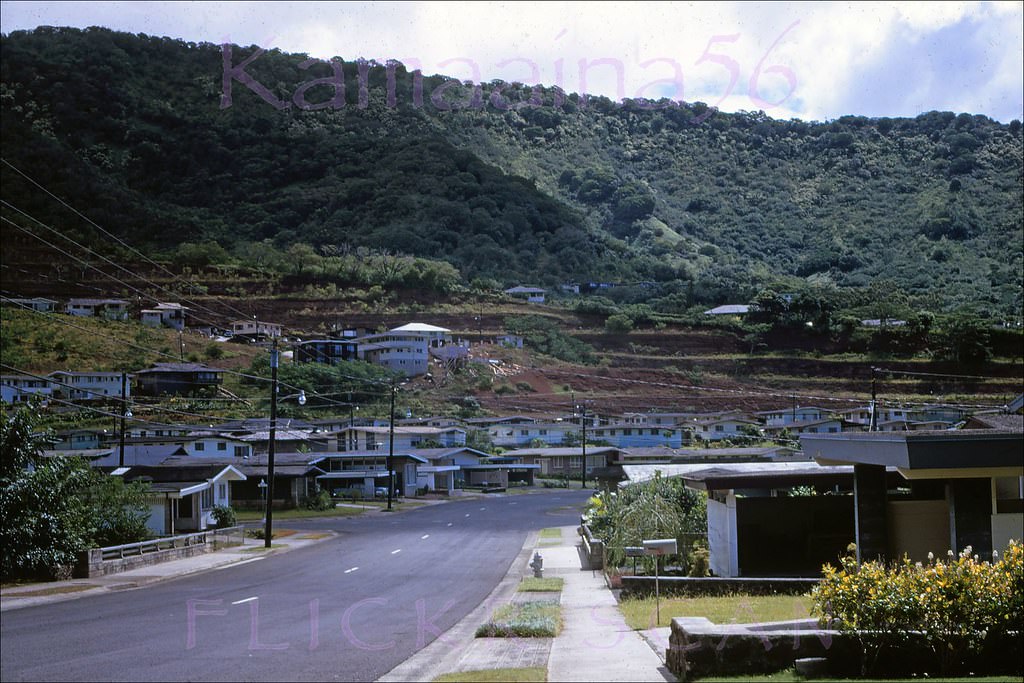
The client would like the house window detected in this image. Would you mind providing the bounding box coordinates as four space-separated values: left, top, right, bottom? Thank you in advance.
234 446 247 457
217 442 227 451
521 429 529 436
201 487 213 509
195 442 205 451
218 484 227 501
715 425 725 432
539 429 547 436
624 428 632 436
569 456 582 469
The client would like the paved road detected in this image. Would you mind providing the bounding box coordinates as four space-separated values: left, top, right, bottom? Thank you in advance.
0 490 590 682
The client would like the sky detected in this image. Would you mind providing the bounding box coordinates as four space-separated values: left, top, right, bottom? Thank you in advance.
1 1 1022 123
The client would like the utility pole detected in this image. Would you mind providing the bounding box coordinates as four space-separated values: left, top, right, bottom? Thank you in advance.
387 379 396 512
580 403 587 490
118 371 127 468
869 367 878 432
264 340 278 548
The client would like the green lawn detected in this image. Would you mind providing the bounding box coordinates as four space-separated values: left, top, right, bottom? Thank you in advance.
235 506 365 521
696 671 1021 682
619 594 813 630
434 667 546 682
539 528 562 539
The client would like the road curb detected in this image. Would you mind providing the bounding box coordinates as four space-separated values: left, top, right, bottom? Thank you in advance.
377 529 541 682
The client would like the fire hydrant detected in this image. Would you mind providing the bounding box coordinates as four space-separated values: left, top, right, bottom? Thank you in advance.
530 552 544 578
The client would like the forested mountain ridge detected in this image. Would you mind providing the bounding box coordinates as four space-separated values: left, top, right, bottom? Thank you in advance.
1 27 1021 315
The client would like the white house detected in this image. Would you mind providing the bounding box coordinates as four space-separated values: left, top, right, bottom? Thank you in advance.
690 417 762 441
66 298 129 320
334 425 467 452
140 302 187 330
4 297 58 312
116 464 245 536
757 406 831 427
504 286 546 303
231 319 283 339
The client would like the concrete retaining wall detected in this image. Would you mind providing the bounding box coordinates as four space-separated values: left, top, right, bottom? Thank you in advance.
620 576 818 599
578 522 603 570
75 527 244 578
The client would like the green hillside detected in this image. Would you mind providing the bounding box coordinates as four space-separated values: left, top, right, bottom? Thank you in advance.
1 27 1022 315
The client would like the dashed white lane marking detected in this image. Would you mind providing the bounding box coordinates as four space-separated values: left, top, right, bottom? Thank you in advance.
480 507 486 510
231 596 258 605
464 513 470 517
391 549 402 555
421 534 430 540
344 567 359 574
447 523 453 527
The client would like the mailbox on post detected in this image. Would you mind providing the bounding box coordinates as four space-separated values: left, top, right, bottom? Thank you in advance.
642 538 677 624
642 538 678 556
624 545 645 575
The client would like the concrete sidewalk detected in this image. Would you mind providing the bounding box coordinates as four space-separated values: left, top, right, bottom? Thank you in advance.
384 525 675 682
0 528 334 613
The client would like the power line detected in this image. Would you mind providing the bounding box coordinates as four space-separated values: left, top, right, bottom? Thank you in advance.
874 367 1022 382
0 297 391 411
1 156 253 320
1 208 233 332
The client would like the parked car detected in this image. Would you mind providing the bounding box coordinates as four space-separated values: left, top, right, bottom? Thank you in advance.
374 486 388 498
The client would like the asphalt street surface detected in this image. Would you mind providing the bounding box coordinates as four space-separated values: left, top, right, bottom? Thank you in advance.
0 490 590 682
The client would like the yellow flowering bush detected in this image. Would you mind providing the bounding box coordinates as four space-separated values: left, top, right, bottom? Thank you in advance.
812 540 1023 677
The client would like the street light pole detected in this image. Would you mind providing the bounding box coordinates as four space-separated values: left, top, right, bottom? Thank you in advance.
387 379 396 512
264 340 279 548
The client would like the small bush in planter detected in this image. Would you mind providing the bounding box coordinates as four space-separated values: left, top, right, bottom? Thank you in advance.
211 505 236 529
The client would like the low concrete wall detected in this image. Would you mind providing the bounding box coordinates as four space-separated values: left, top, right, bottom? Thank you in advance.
667 617 1023 680
579 521 604 570
621 576 818 599
75 527 244 578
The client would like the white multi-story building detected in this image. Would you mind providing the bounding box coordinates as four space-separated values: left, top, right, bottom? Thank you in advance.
0 374 53 404
48 371 130 400
356 323 451 376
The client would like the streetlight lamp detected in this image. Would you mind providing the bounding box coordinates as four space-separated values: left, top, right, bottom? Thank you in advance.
258 478 267 523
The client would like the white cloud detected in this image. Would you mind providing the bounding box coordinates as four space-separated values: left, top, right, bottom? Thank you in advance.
1 0 1021 121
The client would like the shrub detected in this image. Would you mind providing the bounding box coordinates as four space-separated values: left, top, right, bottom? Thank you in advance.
211 505 236 529
811 541 1023 677
304 489 333 511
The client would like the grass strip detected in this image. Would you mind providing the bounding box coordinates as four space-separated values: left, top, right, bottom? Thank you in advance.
475 601 562 638
517 577 564 592
434 666 547 682
2 584 97 598
235 506 365 521
538 528 562 539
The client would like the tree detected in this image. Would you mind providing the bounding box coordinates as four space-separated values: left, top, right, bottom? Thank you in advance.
1 406 95 579
936 312 992 366
85 475 151 547
0 406 151 579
